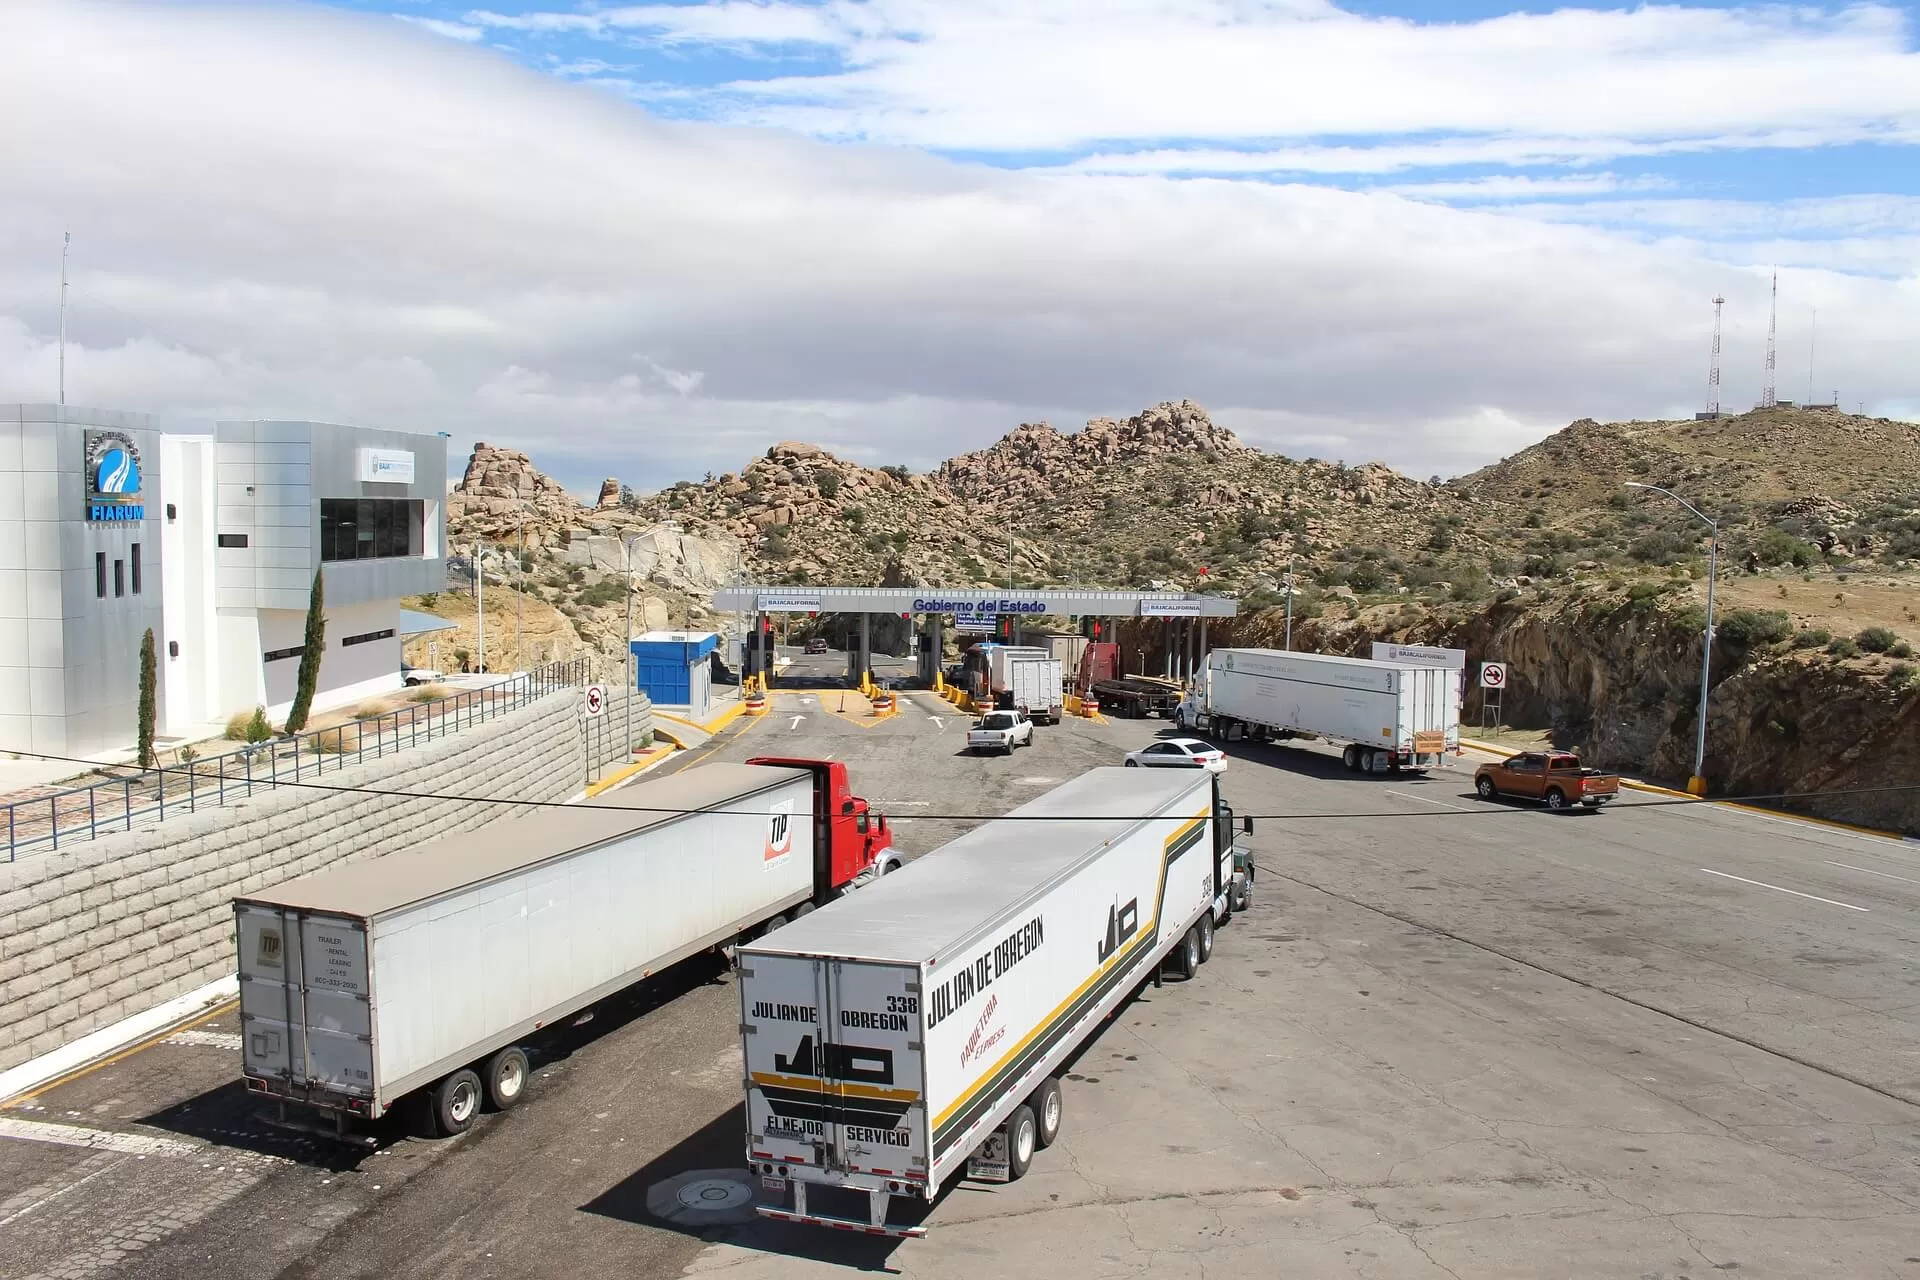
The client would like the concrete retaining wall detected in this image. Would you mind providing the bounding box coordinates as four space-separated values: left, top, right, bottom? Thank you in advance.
0 683 651 1072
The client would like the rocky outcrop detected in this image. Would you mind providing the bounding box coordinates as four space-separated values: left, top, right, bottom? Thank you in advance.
939 400 1251 505
596 478 622 509
457 443 574 501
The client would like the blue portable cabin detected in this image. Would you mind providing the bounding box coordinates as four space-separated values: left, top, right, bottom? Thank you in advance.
629 631 720 719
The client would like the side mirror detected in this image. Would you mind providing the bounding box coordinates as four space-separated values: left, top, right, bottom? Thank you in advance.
1240 816 1254 834
842 799 855 815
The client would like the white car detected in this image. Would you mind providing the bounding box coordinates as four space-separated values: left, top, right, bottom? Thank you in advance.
401 663 444 687
1124 738 1227 771
967 709 1035 755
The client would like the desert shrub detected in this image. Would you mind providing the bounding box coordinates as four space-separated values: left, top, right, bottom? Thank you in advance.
1827 637 1862 658
409 686 448 703
352 703 387 721
816 471 841 498
1888 663 1916 689
1626 581 1667 604
1890 640 1915 659
1629 530 1692 565
1717 609 1793 648
225 712 253 741
1347 561 1390 592
1791 628 1831 649
244 706 272 744
1752 527 1817 568
1856 626 1899 653
576 580 625 608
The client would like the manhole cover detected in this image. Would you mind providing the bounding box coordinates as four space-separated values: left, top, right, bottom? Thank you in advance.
646 1168 761 1226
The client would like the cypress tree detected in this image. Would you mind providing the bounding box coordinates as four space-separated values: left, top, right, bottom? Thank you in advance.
137 628 157 768
284 568 326 733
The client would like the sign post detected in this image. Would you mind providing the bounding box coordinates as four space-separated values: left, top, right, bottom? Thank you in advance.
1478 662 1506 733
584 684 606 717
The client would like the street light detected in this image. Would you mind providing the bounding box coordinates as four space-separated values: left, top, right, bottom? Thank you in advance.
1625 482 1719 795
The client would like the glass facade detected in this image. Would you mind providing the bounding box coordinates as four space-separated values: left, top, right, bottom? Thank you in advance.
321 498 420 562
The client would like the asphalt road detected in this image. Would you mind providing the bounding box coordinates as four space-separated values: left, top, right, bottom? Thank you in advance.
5 663 1920 1278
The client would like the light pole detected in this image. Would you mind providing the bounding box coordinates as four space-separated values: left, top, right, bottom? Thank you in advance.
1625 482 1719 795
622 533 643 760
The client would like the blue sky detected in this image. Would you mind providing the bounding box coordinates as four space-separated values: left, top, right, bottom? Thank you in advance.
3 1 1917 489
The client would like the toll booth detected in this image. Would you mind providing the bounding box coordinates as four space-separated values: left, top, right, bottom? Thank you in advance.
630 631 720 720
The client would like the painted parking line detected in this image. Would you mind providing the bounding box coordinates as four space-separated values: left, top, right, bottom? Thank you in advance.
1824 861 1920 887
166 1029 243 1051
0 1116 203 1158
1699 868 1869 912
1385 788 1475 813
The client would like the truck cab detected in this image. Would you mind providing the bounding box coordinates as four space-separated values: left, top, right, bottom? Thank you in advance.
747 756 899 892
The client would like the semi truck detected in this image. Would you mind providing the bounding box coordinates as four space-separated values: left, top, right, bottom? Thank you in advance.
738 767 1253 1237
1005 657 1064 725
232 757 896 1142
1077 642 1182 718
1175 648 1460 773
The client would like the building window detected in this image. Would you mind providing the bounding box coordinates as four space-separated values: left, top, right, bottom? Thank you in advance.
131 543 142 595
263 645 305 662
218 533 249 549
321 498 421 562
96 553 106 599
341 628 396 647
113 559 125 598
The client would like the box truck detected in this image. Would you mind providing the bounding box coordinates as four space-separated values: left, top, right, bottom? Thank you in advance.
1006 657 1064 725
233 757 896 1142
738 767 1254 1237
1175 648 1460 772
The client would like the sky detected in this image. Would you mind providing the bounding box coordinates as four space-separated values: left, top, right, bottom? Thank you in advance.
2 0 1917 494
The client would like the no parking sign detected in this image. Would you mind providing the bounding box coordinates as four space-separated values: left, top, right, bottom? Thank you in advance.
1479 662 1507 689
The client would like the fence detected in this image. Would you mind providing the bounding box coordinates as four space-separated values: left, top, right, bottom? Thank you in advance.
3 658 591 861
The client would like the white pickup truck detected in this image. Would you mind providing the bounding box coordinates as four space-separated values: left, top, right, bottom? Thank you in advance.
967 709 1034 755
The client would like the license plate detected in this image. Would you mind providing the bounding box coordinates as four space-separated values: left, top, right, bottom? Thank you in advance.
761 1175 788 1192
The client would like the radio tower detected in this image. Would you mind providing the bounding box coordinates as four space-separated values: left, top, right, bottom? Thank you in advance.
1705 295 1724 418
1760 270 1778 409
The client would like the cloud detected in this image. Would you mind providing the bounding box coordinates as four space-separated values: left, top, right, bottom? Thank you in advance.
396 14 485 41
0 0 1914 496
471 0 1920 162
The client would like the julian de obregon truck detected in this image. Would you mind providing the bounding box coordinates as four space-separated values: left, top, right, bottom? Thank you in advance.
1176 648 1460 773
737 767 1254 1237
232 758 895 1141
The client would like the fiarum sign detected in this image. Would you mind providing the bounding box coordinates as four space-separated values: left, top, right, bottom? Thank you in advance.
84 430 145 522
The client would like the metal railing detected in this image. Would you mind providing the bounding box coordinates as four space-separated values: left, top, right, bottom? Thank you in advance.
3 658 590 861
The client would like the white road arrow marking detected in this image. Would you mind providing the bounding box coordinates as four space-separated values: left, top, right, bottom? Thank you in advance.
929 716 943 730
789 716 804 730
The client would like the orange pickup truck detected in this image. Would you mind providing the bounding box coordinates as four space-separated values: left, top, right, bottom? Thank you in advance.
1474 751 1620 810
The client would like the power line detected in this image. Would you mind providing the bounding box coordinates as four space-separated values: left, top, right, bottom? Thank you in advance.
4 747 1917 827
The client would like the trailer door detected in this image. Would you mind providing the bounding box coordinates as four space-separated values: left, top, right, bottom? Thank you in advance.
822 960 927 1181
742 952 926 1180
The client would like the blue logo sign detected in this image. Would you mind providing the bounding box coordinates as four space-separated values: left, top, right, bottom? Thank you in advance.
84 430 145 522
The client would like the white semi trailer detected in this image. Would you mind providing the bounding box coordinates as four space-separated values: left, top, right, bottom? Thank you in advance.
233 759 896 1141
1007 657 1065 725
1176 647 1460 773
737 767 1253 1237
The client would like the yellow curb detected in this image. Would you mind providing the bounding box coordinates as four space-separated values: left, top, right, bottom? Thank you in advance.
585 745 676 797
655 700 748 737
2 1000 235 1109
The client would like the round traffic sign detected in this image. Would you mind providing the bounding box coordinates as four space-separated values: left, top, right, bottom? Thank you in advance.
584 684 607 716
1479 662 1507 689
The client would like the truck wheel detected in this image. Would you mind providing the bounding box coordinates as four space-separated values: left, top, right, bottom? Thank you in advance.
1476 776 1498 800
1341 744 1360 771
484 1047 530 1111
1232 877 1251 912
1167 927 1201 981
1545 788 1568 810
1006 1104 1038 1180
1030 1079 1063 1149
1197 913 1214 963
432 1068 484 1136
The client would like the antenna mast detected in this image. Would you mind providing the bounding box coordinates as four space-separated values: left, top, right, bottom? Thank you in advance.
1705 295 1724 418
1760 270 1777 409
58 231 70 406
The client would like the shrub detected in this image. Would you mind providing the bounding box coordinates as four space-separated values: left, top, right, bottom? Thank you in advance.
244 706 273 744
1717 609 1793 648
763 525 791 559
284 569 326 734
417 592 439 608
1890 640 1915 659
576 580 625 608
1887 663 1915 689
1856 626 1899 653
843 505 866 530
409 686 448 703
1348 562 1389 592
225 712 253 741
1827 637 1862 658
816 471 841 499
1791 628 1831 649
1753 527 1818 568
352 702 387 721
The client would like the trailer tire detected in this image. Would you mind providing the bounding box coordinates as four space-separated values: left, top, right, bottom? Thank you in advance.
432 1068 484 1136
1030 1079 1063 1149
484 1047 530 1111
1168 927 1201 981
1197 912 1214 963
1342 744 1360 771
1007 1104 1038 1180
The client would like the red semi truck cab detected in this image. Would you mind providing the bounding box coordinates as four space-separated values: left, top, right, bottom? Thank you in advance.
747 756 899 894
